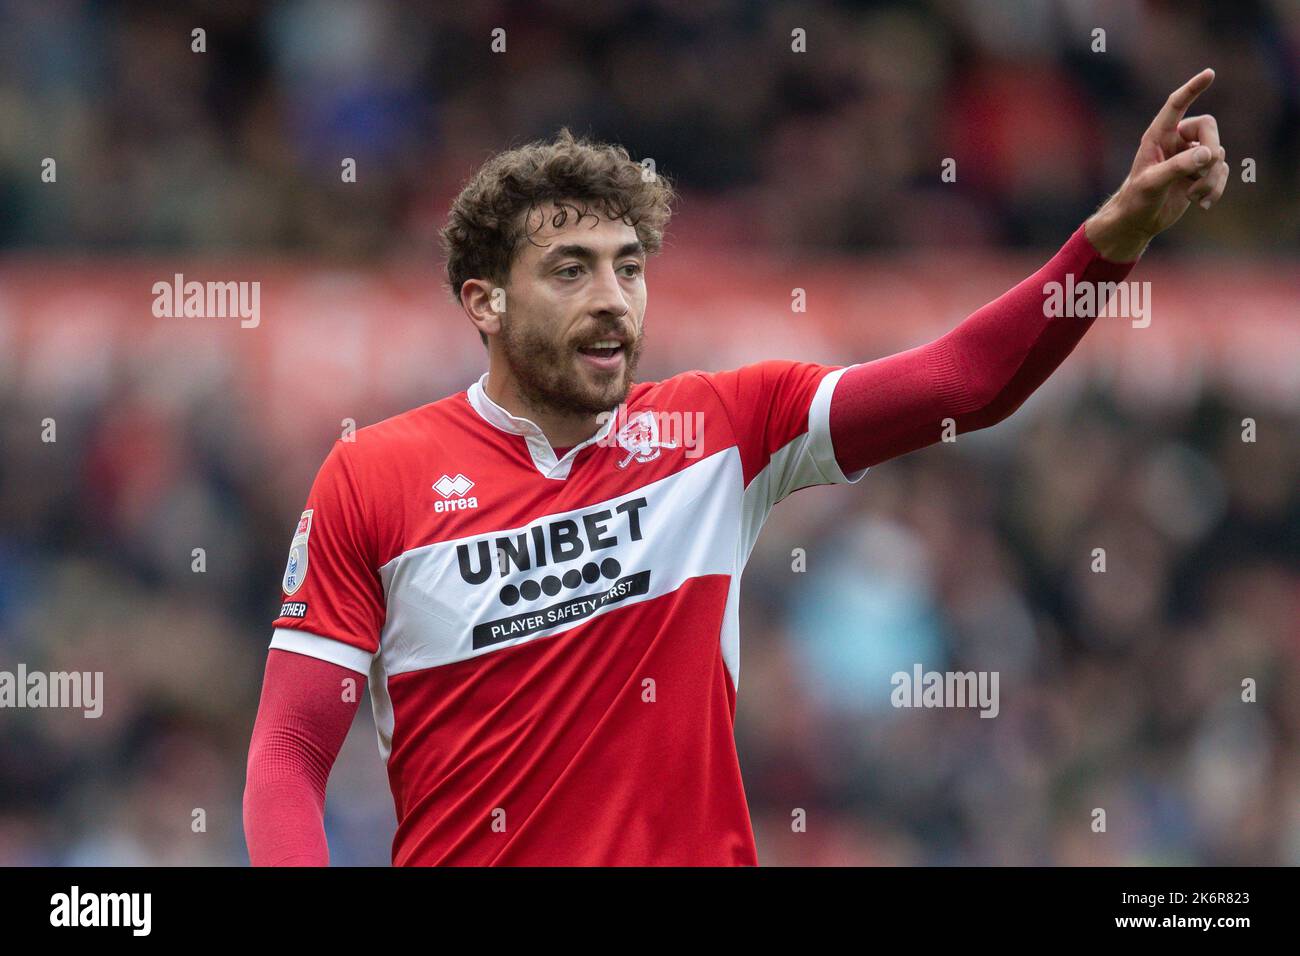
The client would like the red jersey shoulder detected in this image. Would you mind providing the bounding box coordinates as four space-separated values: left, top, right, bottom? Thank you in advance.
338 389 503 492
614 365 833 472
345 392 471 462
319 392 482 561
675 361 845 486
631 370 713 406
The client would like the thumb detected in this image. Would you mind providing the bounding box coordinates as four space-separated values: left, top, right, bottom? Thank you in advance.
1138 144 1215 195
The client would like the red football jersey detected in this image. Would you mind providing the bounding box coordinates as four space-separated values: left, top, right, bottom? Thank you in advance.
271 361 866 865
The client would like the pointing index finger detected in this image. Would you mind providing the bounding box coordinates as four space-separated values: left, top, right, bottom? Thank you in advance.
1150 68 1215 135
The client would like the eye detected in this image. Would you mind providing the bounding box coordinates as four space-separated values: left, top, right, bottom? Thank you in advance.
620 262 643 277
556 265 583 279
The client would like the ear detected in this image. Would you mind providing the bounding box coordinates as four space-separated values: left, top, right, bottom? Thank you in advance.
461 278 505 340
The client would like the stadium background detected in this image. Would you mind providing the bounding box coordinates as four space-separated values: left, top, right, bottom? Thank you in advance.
0 1 1297 865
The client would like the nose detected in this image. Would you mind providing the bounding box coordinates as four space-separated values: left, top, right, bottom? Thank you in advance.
587 262 630 320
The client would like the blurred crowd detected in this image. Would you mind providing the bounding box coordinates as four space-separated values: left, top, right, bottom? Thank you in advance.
744 387 1299 864
0 0 1297 866
1 0 1296 256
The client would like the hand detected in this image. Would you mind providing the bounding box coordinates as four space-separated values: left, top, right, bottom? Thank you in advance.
1085 68 1228 262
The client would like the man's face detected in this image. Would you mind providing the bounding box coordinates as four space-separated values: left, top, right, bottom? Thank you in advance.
496 200 647 417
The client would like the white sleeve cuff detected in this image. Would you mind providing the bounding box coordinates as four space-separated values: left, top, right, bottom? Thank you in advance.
270 627 374 675
808 365 869 485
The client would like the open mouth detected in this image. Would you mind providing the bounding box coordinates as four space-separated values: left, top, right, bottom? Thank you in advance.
576 339 625 368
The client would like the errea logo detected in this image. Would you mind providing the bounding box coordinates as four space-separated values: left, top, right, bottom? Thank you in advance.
433 473 478 513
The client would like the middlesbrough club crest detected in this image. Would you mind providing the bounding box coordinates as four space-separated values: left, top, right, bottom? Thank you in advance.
615 411 677 469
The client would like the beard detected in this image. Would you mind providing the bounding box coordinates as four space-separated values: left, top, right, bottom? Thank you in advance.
499 315 643 418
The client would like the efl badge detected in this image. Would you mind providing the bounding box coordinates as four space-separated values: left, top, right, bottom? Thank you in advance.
282 509 313 595
616 411 677 469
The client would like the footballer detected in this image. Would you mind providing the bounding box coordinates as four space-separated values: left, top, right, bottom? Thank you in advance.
244 70 1227 865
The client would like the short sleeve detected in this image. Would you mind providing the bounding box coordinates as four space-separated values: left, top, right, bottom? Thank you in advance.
698 360 868 508
270 441 385 674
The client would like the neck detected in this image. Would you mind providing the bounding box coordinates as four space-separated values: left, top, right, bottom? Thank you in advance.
483 365 604 449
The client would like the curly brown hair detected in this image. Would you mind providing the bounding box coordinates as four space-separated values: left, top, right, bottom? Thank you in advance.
440 127 676 345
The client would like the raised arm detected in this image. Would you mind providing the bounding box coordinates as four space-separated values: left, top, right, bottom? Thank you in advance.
827 221 1131 471
243 648 364 866
829 68 1226 474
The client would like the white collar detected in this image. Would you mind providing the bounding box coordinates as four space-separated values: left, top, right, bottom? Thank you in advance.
466 372 619 480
